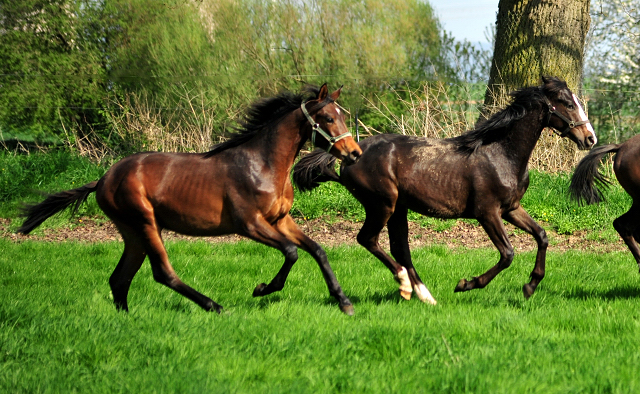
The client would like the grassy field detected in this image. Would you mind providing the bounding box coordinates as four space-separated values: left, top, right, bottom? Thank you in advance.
2 151 639 392
2 239 640 393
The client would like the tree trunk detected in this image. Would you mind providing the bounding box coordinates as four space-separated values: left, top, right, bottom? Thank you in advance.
483 0 591 115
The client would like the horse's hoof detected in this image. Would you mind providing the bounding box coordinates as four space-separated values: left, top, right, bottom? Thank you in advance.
211 305 223 314
400 290 412 300
414 283 437 305
523 284 535 299
203 300 223 313
454 278 469 292
340 304 355 316
253 283 267 297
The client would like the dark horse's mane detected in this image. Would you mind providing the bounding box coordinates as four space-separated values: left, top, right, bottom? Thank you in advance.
204 86 321 157
451 77 568 153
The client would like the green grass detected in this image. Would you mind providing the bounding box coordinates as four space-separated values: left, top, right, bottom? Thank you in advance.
2 239 640 393
0 151 106 218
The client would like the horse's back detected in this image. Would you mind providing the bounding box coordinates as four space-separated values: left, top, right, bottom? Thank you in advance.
345 134 475 218
96 151 233 233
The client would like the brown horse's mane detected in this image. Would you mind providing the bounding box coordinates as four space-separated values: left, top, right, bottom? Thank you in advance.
204 86 321 157
451 77 569 154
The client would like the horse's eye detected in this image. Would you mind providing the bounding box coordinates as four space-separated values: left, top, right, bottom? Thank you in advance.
325 116 334 123
567 104 575 110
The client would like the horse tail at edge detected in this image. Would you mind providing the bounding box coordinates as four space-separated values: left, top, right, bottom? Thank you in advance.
17 181 100 234
292 150 339 192
569 144 620 205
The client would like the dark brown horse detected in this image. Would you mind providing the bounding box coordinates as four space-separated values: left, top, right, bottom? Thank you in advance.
293 77 596 303
570 133 640 268
18 84 362 315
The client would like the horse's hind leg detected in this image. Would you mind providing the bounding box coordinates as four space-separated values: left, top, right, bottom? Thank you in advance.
613 204 640 269
109 228 147 311
502 206 548 299
387 205 436 304
356 204 412 300
141 224 222 312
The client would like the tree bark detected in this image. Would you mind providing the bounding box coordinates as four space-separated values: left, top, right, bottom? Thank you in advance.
483 0 591 115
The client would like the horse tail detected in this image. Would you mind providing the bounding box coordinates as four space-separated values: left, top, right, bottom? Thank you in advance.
292 150 340 192
17 181 99 234
569 144 620 205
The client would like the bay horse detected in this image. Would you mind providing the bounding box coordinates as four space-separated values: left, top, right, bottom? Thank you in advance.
293 77 596 304
570 133 640 268
18 84 362 315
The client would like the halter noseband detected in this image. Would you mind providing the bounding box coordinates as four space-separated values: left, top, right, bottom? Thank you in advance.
543 96 590 137
301 100 352 152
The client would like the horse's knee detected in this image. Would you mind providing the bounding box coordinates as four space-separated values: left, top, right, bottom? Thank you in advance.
614 216 633 236
537 228 549 249
312 245 328 261
283 244 298 262
499 249 515 269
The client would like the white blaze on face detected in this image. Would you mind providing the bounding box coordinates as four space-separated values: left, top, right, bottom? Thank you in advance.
335 107 341 115
572 93 597 145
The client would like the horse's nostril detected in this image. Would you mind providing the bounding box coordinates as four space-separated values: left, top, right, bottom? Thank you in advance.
588 136 595 147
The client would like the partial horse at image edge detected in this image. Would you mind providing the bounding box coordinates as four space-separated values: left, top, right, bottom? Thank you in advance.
570 133 640 268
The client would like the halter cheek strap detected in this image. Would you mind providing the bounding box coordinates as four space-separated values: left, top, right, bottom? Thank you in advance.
543 97 590 137
301 101 352 152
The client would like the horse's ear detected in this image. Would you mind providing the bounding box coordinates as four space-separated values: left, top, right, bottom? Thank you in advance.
330 85 342 101
317 83 328 101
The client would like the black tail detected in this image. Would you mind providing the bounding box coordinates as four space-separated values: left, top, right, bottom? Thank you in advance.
18 181 99 234
292 149 340 192
569 144 620 205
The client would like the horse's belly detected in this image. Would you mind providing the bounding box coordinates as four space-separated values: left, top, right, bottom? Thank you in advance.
409 201 467 219
154 204 231 236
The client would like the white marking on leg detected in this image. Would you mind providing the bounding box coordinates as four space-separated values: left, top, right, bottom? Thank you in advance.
572 93 597 144
414 283 437 305
394 267 412 300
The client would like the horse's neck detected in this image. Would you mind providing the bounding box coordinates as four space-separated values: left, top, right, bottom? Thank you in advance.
254 114 306 174
501 110 545 173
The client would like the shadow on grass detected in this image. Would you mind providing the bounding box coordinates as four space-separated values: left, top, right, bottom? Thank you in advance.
342 291 405 305
563 285 640 301
252 295 284 310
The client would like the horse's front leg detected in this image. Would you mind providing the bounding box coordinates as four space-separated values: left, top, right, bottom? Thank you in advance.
454 212 515 293
242 216 299 297
275 215 354 315
503 206 548 298
244 214 353 315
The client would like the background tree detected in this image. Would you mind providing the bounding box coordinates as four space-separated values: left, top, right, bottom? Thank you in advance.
482 0 591 114
583 0 640 144
0 0 106 144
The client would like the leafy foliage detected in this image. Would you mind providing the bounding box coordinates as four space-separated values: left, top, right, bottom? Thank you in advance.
0 0 494 151
0 0 107 143
584 0 640 144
